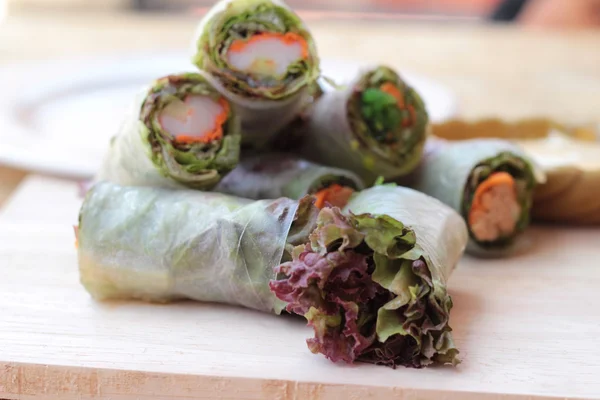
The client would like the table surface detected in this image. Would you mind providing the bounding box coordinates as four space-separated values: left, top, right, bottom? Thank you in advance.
1 11 600 205
1 176 600 400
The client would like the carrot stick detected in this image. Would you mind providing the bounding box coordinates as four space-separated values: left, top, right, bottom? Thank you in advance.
313 184 355 209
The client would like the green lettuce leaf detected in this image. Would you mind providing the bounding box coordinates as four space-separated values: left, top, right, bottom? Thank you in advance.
270 186 468 368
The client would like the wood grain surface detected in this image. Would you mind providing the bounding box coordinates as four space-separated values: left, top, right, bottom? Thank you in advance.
1 176 599 399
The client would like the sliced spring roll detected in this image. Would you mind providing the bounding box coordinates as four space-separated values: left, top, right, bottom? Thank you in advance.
77 183 467 368
96 73 241 190
294 65 428 184
192 0 320 147
432 118 600 225
411 138 543 256
270 185 468 368
215 153 364 208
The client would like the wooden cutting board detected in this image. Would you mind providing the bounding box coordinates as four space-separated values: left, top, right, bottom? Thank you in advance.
1 176 599 400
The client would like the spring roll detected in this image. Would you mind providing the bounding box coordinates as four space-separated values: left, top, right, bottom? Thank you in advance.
270 185 468 368
77 182 317 312
294 65 428 184
432 118 600 225
192 0 320 147
411 138 543 256
215 154 365 208
77 183 467 368
96 73 241 190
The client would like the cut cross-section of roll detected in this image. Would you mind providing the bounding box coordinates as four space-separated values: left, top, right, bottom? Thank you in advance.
468 172 522 242
96 72 241 190
411 138 542 257
293 65 429 185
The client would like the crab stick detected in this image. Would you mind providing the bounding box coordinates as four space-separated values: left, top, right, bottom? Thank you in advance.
159 95 231 145
227 32 309 77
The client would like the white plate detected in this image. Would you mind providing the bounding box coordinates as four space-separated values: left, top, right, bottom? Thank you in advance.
0 52 458 178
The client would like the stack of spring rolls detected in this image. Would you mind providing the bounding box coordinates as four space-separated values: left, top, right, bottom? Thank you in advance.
80 0 545 369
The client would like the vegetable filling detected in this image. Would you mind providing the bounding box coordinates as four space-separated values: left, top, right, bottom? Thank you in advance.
270 206 459 368
354 68 426 148
468 172 521 242
361 82 417 143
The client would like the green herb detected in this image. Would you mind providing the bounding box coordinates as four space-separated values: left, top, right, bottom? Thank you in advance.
361 88 403 142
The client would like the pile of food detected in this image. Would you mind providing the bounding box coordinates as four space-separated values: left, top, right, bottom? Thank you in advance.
76 0 567 369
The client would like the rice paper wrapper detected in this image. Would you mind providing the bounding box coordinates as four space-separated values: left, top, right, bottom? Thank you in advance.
77 182 298 313
95 95 187 189
215 153 365 200
344 185 468 286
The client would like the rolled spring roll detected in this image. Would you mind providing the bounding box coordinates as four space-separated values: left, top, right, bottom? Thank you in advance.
411 138 543 256
76 182 317 312
270 185 468 368
192 0 320 147
76 183 467 368
215 154 365 208
296 65 428 184
432 118 600 225
96 73 241 190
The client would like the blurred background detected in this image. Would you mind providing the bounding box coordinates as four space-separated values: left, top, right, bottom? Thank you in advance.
3 0 600 25
0 0 599 205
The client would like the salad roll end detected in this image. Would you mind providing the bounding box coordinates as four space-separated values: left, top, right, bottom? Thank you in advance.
139 73 241 189
270 207 459 368
194 0 319 100
346 65 429 179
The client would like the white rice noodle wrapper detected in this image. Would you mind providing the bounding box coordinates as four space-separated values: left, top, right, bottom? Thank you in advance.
95 93 190 189
77 182 298 313
344 185 468 287
215 153 365 200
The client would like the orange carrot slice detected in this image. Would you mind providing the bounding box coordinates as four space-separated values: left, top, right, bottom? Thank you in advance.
380 82 405 109
468 172 516 227
314 184 355 209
